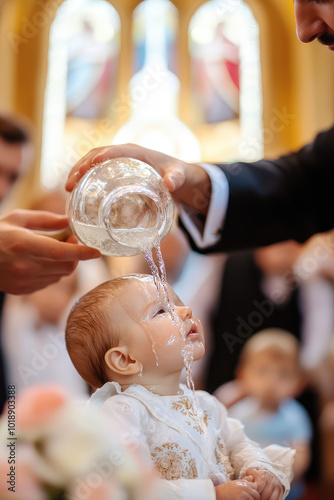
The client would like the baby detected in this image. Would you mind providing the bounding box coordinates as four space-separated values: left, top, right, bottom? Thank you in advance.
65 275 294 500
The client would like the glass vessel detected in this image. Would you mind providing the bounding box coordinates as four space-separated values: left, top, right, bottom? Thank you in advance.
67 157 174 256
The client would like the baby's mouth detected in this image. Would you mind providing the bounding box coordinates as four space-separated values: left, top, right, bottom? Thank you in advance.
186 321 199 339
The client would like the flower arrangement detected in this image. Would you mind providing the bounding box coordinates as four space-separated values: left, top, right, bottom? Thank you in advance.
0 384 154 500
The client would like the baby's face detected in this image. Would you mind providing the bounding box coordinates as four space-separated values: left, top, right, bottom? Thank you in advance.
109 276 205 375
241 349 301 408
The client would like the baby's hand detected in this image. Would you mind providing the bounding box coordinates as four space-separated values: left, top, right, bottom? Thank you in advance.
215 476 260 500
241 468 284 500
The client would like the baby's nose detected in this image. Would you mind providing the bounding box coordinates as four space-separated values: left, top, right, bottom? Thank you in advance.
177 305 192 320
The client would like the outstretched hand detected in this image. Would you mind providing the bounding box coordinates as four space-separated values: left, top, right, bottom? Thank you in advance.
65 144 211 214
0 209 100 295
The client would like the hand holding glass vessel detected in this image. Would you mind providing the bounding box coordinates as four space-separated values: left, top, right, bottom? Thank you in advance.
67 157 175 256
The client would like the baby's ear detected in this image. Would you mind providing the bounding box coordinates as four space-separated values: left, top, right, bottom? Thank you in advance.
105 346 141 376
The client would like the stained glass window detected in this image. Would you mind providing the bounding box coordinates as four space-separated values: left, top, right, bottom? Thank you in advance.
189 0 263 160
113 0 200 162
132 0 178 76
42 0 120 188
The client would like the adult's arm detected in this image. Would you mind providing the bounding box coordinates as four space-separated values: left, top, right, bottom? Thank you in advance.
205 126 334 252
0 210 100 295
66 127 334 254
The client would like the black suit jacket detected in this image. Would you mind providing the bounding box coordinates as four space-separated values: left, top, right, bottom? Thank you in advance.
181 126 334 253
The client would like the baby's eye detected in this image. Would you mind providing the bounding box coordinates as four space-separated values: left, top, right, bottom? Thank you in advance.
154 308 166 317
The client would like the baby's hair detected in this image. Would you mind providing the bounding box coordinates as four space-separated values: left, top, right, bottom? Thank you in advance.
238 328 300 368
65 278 132 388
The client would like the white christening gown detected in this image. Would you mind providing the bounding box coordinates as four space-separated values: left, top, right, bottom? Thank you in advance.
89 382 294 500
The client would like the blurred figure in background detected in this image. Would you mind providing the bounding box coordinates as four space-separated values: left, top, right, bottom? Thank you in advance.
2 192 109 398
205 238 334 482
216 329 312 500
206 241 303 391
0 114 99 412
2 271 88 397
206 238 334 392
0 115 99 297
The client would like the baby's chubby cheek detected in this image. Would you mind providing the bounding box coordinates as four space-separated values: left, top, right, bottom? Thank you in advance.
138 323 182 352
157 333 187 356
140 318 205 362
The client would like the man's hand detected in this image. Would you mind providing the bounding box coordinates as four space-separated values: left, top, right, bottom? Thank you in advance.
0 209 100 295
65 144 212 214
215 477 260 500
241 468 284 500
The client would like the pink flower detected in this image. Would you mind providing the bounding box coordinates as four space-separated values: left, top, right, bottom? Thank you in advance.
16 384 70 431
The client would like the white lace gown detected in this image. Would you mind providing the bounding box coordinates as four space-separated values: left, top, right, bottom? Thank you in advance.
89 382 294 500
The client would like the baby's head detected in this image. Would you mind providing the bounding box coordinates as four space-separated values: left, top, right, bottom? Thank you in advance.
237 329 303 409
65 274 205 389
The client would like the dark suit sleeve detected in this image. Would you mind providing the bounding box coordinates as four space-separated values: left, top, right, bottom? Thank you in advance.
180 126 334 253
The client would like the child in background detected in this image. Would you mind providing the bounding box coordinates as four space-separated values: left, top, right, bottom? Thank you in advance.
215 329 312 499
65 275 294 500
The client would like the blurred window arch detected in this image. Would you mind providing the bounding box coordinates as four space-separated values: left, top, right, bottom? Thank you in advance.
41 0 120 189
112 0 201 162
41 0 262 189
188 0 263 163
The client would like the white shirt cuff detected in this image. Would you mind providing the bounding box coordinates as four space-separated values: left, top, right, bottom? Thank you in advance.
178 163 229 249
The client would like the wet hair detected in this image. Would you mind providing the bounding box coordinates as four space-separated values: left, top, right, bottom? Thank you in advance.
0 116 30 144
238 328 300 368
66 278 131 388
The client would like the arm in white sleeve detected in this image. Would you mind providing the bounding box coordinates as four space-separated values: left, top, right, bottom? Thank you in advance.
211 394 294 500
100 397 216 500
178 163 229 249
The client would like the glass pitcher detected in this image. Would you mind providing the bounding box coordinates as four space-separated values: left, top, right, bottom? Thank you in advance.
67 157 174 256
